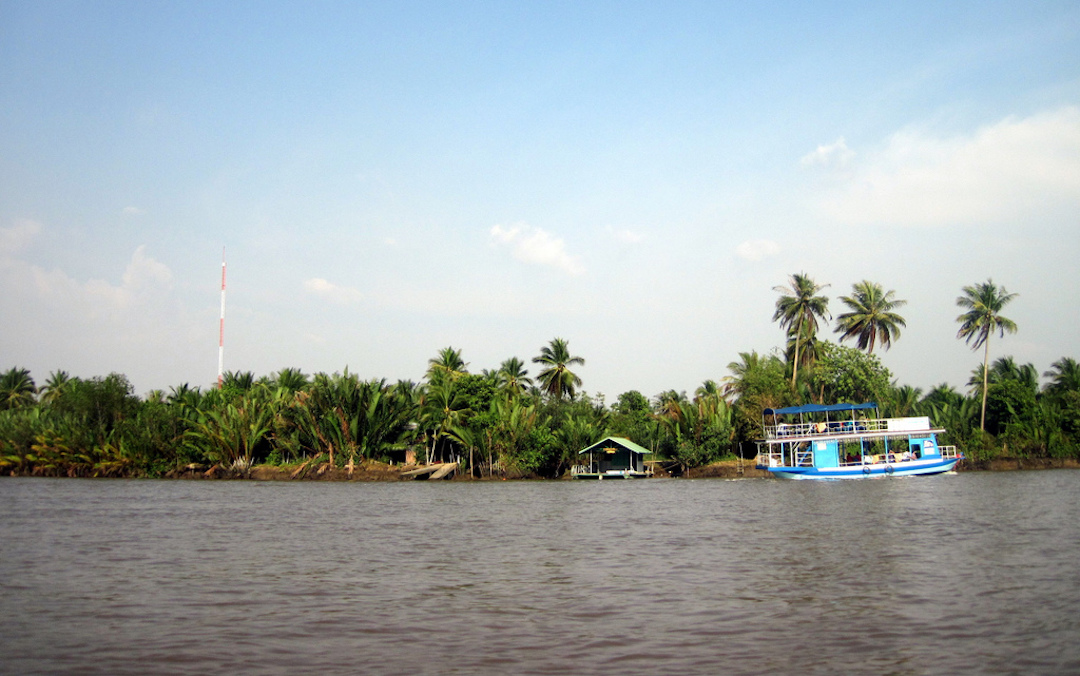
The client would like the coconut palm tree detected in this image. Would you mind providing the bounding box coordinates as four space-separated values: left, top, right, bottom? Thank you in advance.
921 383 964 411
39 370 75 406
0 367 37 411
834 280 907 354
654 390 688 418
887 384 923 418
426 346 468 384
167 383 203 409
722 351 778 400
533 338 585 401
420 378 471 463
1044 357 1080 396
968 356 1038 398
694 380 721 402
784 319 823 380
956 279 1018 431
773 273 830 387
496 357 533 398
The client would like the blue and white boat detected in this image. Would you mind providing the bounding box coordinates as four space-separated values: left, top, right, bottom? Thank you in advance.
755 402 962 479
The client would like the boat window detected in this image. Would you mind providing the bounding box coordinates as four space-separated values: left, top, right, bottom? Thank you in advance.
909 441 922 459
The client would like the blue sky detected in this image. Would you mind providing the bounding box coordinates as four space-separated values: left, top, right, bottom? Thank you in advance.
2 1 1079 400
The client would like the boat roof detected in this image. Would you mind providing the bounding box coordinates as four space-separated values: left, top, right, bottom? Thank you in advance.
764 402 878 416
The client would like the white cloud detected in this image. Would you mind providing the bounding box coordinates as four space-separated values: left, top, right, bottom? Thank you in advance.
303 277 363 305
13 242 173 312
0 219 41 256
1 234 191 390
122 245 173 293
818 107 1080 226
607 225 645 244
736 239 780 262
490 222 584 275
801 137 855 168
122 206 146 216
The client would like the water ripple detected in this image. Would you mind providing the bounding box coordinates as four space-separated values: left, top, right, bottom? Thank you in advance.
2 472 1080 675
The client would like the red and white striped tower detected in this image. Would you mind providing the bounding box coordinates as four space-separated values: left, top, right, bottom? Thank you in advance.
217 248 226 388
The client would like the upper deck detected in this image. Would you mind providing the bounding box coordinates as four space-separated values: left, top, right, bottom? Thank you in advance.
764 416 939 441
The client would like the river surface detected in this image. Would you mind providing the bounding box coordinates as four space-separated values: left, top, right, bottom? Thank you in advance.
2 471 1079 675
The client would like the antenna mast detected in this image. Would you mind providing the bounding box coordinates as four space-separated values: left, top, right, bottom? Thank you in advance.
217 248 226 388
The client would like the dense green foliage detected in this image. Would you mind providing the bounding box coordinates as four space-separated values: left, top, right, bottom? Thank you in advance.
3 277 1077 478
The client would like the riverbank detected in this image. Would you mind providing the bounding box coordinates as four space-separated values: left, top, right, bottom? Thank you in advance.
7 456 1078 481
144 456 1079 481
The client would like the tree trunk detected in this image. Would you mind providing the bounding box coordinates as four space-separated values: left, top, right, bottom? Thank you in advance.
980 337 990 431
791 315 803 388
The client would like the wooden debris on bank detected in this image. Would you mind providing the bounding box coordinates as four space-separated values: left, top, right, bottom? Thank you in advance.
401 462 458 480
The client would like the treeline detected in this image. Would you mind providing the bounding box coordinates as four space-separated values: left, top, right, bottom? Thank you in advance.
0 339 737 478
2 275 1078 478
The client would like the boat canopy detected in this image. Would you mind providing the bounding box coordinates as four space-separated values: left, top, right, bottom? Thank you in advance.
763 402 878 416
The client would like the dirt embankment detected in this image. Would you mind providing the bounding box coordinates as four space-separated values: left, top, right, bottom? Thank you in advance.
650 459 771 479
959 457 1080 472
150 456 1080 481
168 461 407 481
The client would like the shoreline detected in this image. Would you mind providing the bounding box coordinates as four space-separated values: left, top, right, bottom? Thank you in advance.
6 457 1078 481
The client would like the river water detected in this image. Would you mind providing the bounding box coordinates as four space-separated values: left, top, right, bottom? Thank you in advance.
2 471 1078 675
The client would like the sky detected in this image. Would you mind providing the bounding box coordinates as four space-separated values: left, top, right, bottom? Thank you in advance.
2 0 1079 401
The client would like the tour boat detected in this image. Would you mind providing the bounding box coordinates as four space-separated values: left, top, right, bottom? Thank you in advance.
755 402 962 479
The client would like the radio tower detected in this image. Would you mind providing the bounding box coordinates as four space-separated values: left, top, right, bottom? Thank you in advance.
217 248 226 388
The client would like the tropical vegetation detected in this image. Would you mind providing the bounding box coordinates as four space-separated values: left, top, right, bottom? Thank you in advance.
2 276 1077 479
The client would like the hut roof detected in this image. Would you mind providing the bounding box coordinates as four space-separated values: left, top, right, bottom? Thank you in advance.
578 436 652 456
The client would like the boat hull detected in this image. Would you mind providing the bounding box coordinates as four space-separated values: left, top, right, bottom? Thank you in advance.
761 457 959 480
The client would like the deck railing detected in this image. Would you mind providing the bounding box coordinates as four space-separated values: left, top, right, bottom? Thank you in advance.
939 445 960 459
764 416 933 440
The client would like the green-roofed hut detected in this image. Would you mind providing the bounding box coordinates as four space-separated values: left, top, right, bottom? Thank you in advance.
572 436 654 479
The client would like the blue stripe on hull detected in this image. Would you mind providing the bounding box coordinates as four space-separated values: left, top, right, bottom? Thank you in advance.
765 458 959 480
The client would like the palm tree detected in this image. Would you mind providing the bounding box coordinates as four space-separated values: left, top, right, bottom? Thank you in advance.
784 319 823 380
39 370 75 406
773 273 830 387
834 280 907 354
654 389 688 418
420 378 471 464
722 351 776 400
533 338 585 401
426 346 467 384
921 383 964 411
1044 357 1080 396
496 357 533 398
968 356 1038 399
956 279 1018 431
694 380 721 402
222 370 255 392
273 367 309 392
887 384 923 418
0 367 37 410
167 383 203 409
